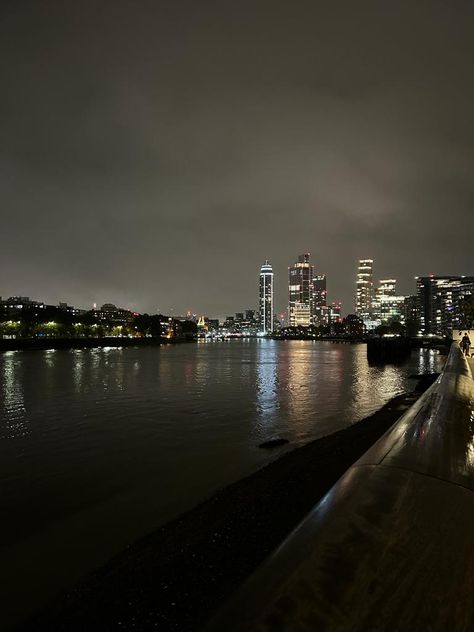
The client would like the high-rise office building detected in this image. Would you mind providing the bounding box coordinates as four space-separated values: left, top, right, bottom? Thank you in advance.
288 253 313 327
403 294 420 335
311 274 327 326
259 260 274 333
416 276 474 335
355 259 374 322
374 279 406 323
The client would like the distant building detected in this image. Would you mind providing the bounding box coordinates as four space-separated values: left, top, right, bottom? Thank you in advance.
312 274 327 307
344 314 365 337
374 279 406 324
259 260 274 333
223 315 235 331
197 315 208 332
93 303 134 325
416 276 474 335
207 319 219 332
355 259 374 322
2 296 46 317
328 301 342 325
377 279 396 296
241 309 259 335
311 274 327 326
314 305 329 327
292 302 311 327
288 253 313 327
403 294 419 323
6 296 33 305
58 302 85 317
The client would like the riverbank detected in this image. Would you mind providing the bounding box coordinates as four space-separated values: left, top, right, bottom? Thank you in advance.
23 373 439 632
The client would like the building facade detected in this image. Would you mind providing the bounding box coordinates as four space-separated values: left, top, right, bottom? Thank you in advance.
374 279 406 324
355 259 374 322
93 303 134 325
288 253 313 327
259 260 274 333
311 274 327 326
416 276 474 335
403 295 419 333
1 296 45 316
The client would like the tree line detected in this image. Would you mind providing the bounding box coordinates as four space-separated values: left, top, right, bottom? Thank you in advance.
0 305 197 339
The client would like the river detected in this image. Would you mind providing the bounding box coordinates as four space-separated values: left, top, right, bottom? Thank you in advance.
0 339 443 627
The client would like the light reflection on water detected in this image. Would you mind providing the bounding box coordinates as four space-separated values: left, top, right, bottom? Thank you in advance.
1 352 28 440
0 341 445 625
256 341 279 426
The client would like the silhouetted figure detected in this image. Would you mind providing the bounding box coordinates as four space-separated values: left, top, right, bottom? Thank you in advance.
460 333 471 356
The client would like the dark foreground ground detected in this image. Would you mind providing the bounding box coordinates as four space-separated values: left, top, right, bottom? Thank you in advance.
23 373 438 632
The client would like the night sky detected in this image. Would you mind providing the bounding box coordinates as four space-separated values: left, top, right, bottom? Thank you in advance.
1 1 473 318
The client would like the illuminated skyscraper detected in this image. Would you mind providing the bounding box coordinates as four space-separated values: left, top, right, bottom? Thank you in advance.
311 274 327 326
312 274 327 306
288 253 313 326
416 276 474 334
259 260 274 333
355 259 374 321
374 279 406 323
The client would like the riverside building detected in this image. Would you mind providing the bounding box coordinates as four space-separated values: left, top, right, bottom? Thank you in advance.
416 275 474 335
259 260 274 333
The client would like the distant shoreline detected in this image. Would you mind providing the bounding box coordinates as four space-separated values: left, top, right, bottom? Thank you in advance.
0 336 194 352
24 372 439 632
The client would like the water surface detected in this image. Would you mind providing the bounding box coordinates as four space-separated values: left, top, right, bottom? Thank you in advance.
0 340 443 626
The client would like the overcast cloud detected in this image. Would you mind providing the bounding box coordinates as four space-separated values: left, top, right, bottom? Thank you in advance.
1 0 473 317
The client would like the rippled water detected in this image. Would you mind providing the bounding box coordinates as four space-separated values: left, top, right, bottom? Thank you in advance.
0 340 443 626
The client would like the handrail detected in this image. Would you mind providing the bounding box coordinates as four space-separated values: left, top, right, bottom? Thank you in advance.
206 344 474 631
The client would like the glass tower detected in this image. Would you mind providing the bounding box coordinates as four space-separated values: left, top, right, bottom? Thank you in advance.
288 253 313 327
416 276 474 334
311 274 327 326
355 259 374 322
259 260 274 333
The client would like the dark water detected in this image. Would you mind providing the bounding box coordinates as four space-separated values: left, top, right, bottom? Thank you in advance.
0 340 443 626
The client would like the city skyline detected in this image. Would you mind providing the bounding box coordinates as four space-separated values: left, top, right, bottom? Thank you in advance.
2 250 444 319
3 268 473 337
1 2 473 318
3 256 474 322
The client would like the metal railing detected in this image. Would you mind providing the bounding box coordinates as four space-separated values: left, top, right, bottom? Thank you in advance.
206 344 474 631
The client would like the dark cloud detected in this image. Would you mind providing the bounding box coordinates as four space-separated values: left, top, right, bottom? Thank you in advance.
1 0 473 317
